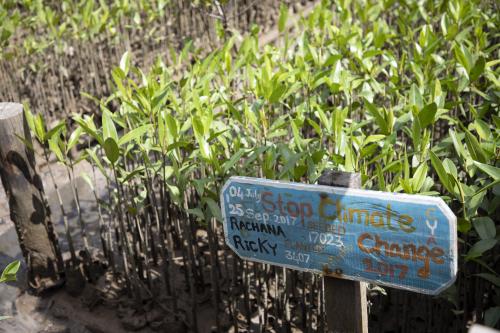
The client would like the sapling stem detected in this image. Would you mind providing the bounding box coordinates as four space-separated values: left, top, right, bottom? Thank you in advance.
89 156 108 260
111 163 133 295
43 148 77 265
66 161 91 256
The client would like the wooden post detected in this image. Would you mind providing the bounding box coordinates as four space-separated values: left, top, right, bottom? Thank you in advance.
318 170 369 333
0 102 62 291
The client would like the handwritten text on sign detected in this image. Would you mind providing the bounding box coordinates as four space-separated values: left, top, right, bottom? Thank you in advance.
221 177 457 295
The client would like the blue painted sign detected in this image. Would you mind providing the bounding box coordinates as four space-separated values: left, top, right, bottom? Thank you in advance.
221 176 457 295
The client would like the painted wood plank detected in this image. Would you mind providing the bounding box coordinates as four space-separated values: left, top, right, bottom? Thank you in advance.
220 176 457 295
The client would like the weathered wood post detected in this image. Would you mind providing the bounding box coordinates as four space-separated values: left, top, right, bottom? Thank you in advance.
318 170 368 333
0 102 62 291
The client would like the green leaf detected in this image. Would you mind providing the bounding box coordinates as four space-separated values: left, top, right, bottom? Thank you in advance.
485 307 500 328
476 274 500 287
118 124 151 146
48 136 65 162
409 84 423 111
470 56 485 82
204 197 222 222
344 145 356 172
412 163 428 192
23 104 36 136
192 116 204 138
161 166 174 180
15 133 35 151
165 113 178 139
187 208 205 220
457 218 471 234
473 161 500 180
418 103 437 128
0 316 11 321
103 137 120 164
464 129 487 163
471 179 500 198
449 129 466 159
66 127 82 153
433 79 444 107
167 183 180 202
466 239 497 260
364 99 389 134
45 122 65 141
440 161 457 181
86 148 106 177
454 43 473 73
152 85 172 112
473 217 496 240
364 135 386 146
121 166 145 183
0 260 20 283
429 151 454 194
278 3 288 33
268 80 288 103
102 110 118 142
474 119 491 140
291 118 303 149
34 114 46 142
80 173 95 191
73 115 103 146
223 149 246 173
224 98 242 123
192 116 211 159
119 51 131 76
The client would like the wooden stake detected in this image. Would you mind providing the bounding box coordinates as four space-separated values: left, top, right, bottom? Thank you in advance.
318 170 369 333
0 102 62 291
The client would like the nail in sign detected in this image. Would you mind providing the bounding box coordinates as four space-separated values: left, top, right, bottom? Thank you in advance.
221 177 457 295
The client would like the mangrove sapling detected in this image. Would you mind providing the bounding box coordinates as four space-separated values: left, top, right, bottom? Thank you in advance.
231 252 240 331
243 260 251 328
301 271 307 332
196 171 222 331
186 183 206 286
136 187 156 290
45 144 77 265
122 164 153 284
145 164 174 299
254 263 263 330
85 147 109 243
141 206 154 289
159 182 182 316
86 152 114 272
50 127 92 263
157 159 175 296
274 267 280 329
104 176 118 277
180 207 200 333
317 277 324 333
182 182 206 292
106 149 133 295
143 183 159 266
122 183 144 281
66 158 91 255
173 206 191 291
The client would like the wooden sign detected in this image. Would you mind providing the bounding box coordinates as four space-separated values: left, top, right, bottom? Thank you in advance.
221 176 457 295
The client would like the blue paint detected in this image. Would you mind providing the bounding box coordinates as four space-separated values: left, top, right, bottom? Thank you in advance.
221 177 457 295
